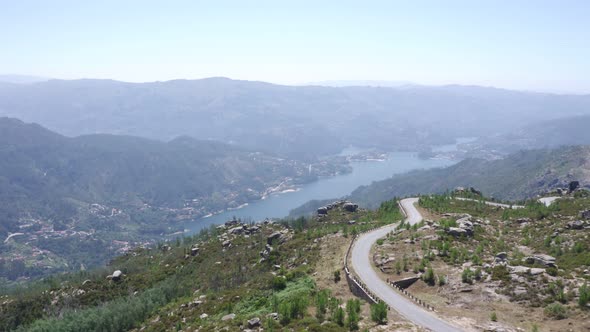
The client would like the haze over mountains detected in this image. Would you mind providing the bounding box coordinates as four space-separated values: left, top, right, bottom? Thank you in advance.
1 77 589 159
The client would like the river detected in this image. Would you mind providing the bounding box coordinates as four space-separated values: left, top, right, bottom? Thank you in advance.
183 141 465 234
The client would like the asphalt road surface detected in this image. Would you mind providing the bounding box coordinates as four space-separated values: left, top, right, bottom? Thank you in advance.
350 198 462 332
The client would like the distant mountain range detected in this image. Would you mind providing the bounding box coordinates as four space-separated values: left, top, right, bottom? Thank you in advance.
463 115 590 157
0 74 50 84
1 77 589 159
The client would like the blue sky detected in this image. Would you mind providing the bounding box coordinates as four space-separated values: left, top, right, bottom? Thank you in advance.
1 0 589 92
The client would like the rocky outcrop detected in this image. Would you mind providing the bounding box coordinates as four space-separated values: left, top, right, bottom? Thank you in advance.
343 202 358 212
317 200 360 216
524 254 557 268
446 215 474 237
566 220 585 230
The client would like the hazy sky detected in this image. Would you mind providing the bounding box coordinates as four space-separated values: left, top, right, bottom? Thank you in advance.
1 0 589 93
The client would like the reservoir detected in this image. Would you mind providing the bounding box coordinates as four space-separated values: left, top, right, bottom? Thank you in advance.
184 146 460 234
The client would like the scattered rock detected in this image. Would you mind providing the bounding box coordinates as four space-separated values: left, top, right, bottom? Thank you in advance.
267 312 279 320
221 313 236 321
247 317 261 328
111 270 123 282
566 220 584 230
447 227 468 237
191 247 200 256
495 252 508 261
200 313 208 319
580 210 590 220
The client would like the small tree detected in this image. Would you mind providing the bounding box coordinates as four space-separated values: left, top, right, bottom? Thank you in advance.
370 302 388 324
333 307 345 326
490 311 497 322
422 267 436 286
579 283 589 308
334 270 341 283
346 299 361 330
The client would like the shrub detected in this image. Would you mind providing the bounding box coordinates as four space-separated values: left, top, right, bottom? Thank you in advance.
490 311 497 322
422 267 436 286
579 283 589 308
333 270 341 283
272 276 287 290
438 274 447 286
370 302 388 324
491 265 510 282
462 268 474 284
544 303 568 319
346 299 361 330
333 307 345 326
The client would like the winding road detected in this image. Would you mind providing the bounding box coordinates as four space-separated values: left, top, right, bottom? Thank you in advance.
350 198 462 332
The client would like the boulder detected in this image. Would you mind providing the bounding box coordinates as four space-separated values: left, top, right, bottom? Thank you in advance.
112 270 123 282
348 220 356 225
580 210 590 219
566 220 584 230
221 313 236 321
247 317 261 328
317 207 328 215
225 219 239 227
267 312 279 320
222 240 232 248
524 254 556 268
447 227 468 237
267 232 282 244
229 226 245 235
569 181 580 192
495 252 508 261
343 202 358 212
200 313 208 319
191 247 200 256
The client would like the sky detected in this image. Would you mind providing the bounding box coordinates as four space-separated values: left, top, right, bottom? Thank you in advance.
1 0 589 93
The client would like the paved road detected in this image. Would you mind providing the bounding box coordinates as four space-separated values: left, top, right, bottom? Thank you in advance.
454 197 524 209
350 198 462 332
538 196 560 206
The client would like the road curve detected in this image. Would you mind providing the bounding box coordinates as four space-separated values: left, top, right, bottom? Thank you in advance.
350 198 462 332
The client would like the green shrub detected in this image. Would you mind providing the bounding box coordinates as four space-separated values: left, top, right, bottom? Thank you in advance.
422 267 436 286
462 268 474 284
544 303 568 320
579 283 589 308
272 276 287 290
491 265 510 282
333 270 341 283
370 302 387 324
490 311 497 322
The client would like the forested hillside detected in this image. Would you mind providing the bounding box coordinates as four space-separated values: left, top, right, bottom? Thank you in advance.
0 118 347 281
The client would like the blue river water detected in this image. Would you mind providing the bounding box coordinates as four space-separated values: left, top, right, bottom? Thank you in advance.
183 142 464 234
